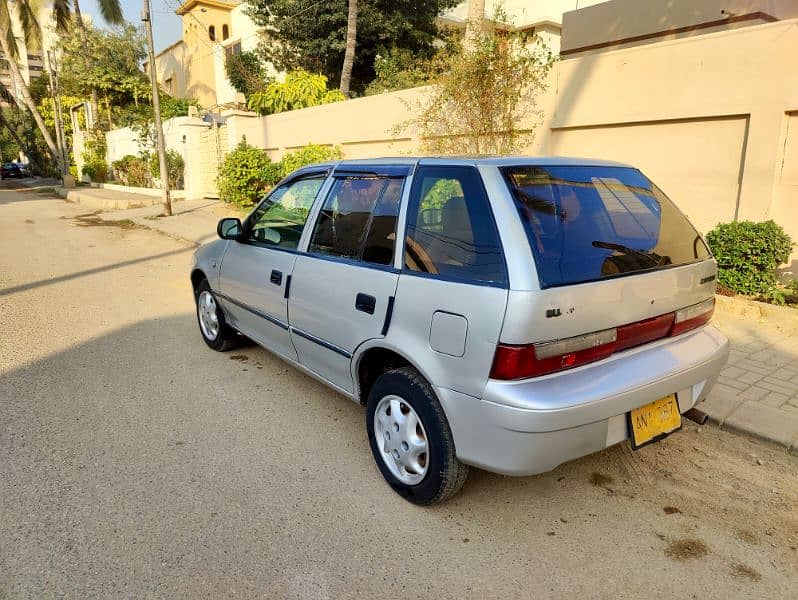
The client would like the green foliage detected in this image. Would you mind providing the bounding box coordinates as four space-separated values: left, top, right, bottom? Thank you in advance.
217 141 342 207
705 220 794 297
217 141 282 207
81 130 108 182
247 70 345 115
365 47 435 95
111 154 150 187
405 14 555 155
148 149 185 190
60 24 150 125
225 50 268 96
280 143 342 175
247 0 458 93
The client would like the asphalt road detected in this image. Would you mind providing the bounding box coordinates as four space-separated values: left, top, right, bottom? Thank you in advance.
1 186 797 599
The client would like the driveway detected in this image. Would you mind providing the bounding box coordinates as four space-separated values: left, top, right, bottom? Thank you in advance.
1 188 796 598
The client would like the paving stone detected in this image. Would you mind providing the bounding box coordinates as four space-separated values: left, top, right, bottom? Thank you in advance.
737 362 775 376
757 379 797 396
739 386 769 402
737 370 764 385
770 368 798 382
724 401 798 447
720 365 745 379
761 376 798 393
760 391 789 408
698 385 742 424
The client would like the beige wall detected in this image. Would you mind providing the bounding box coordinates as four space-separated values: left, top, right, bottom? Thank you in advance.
153 42 188 99
561 0 798 54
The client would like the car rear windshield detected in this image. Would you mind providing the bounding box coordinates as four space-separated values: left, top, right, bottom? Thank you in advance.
502 165 710 288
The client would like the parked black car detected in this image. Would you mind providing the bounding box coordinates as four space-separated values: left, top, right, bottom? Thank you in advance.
0 162 27 179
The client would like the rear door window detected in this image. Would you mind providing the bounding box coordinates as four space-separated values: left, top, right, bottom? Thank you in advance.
404 166 507 286
308 176 402 266
502 165 710 288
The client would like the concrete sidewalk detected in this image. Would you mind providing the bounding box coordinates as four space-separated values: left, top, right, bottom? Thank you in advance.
76 188 798 454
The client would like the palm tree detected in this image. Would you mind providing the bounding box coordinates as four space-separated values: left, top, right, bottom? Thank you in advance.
72 0 123 126
0 0 70 174
339 0 357 97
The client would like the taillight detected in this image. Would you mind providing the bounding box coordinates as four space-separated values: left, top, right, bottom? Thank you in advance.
669 297 715 337
490 329 616 380
490 298 715 381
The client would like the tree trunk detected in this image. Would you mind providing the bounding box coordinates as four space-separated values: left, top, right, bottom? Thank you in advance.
339 0 358 97
72 0 101 127
0 34 63 174
465 0 486 50
0 110 42 172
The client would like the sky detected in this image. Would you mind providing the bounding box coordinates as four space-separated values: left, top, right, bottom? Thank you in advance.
80 0 183 53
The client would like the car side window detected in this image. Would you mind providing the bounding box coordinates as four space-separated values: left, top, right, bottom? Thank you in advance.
308 176 403 266
246 176 325 249
404 166 507 285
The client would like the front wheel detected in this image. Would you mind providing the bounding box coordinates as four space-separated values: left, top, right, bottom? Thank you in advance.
195 279 237 351
366 367 468 505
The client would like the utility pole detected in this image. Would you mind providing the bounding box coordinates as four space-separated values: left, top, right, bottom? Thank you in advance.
47 51 69 179
142 0 173 216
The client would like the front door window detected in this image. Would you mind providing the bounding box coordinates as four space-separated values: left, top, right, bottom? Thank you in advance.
246 176 325 250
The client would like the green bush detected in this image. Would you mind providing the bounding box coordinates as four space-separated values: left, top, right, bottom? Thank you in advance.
112 154 151 187
149 150 185 190
217 141 282 207
247 70 345 115
225 50 267 96
82 159 108 183
280 143 342 177
705 220 793 296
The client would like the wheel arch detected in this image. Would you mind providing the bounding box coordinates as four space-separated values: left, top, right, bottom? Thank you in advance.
352 341 437 407
190 268 207 297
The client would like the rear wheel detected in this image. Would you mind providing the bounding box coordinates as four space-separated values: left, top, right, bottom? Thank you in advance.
195 279 237 351
366 367 468 505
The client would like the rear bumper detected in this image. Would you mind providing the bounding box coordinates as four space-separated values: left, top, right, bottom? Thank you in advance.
437 325 729 476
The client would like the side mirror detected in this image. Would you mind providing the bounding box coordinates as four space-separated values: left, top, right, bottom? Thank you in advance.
217 217 243 240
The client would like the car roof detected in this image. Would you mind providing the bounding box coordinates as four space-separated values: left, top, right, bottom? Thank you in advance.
300 156 634 170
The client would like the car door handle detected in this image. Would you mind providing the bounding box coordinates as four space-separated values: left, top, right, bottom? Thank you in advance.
355 293 376 314
270 270 282 285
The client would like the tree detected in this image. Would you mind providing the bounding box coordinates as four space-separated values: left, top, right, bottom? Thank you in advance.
405 24 554 155
71 0 124 126
224 50 268 97
59 24 150 127
339 0 358 97
247 0 459 94
0 0 70 174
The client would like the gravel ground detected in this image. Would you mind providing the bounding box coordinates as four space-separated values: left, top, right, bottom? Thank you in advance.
1 188 797 599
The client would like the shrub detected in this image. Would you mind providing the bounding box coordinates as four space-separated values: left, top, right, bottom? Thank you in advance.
112 154 150 187
82 159 108 183
225 50 267 96
247 70 345 115
149 150 185 190
217 141 282 207
365 48 434 96
705 220 794 296
280 143 342 177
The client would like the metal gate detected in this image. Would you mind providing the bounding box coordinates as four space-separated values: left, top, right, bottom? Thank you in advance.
198 123 228 199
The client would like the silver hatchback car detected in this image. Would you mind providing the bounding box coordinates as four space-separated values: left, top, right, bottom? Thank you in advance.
191 157 729 504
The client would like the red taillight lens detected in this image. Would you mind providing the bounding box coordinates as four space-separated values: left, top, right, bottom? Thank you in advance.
616 313 675 352
490 329 616 380
490 297 715 381
669 297 715 337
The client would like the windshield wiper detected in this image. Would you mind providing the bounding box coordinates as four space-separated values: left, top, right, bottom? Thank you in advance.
591 240 668 266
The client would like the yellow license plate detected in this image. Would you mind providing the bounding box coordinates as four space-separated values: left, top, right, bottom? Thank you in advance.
628 394 681 449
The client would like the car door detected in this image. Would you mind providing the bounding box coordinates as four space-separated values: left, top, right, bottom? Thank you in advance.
287 167 407 393
217 173 328 360
390 164 510 399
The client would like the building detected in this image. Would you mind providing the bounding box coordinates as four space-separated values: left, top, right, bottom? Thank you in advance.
150 0 264 109
440 1 608 55
0 6 62 105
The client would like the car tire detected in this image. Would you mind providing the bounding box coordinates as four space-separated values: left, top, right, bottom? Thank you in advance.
366 367 468 505
195 278 238 351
